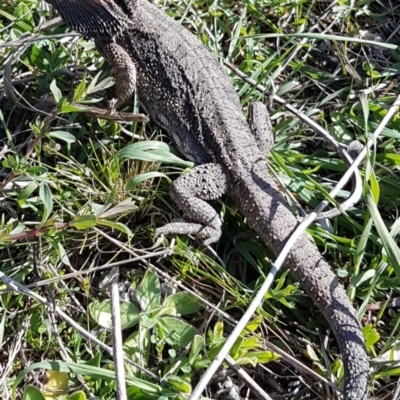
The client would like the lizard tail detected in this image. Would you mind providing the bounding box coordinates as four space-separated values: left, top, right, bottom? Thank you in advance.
230 159 369 399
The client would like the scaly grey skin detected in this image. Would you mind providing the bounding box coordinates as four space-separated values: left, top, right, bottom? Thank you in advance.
46 0 369 397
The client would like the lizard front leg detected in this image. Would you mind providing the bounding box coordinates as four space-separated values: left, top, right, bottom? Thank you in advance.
95 36 137 110
248 101 275 157
155 163 228 246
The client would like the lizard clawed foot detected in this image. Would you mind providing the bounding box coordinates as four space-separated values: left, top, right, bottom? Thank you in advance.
155 221 221 246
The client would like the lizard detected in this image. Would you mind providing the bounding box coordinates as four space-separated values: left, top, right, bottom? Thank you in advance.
45 0 369 398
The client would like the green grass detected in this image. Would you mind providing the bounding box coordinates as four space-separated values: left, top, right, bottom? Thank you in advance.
1 0 400 398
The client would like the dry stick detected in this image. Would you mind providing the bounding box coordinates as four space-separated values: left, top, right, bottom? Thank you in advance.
393 377 400 400
225 356 273 400
224 61 363 220
0 314 30 389
319 331 337 400
190 92 400 400
0 249 171 294
109 268 128 400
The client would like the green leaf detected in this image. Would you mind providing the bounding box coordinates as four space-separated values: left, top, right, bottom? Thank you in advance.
87 75 114 94
353 218 373 273
123 330 150 366
15 2 33 23
97 220 133 237
239 351 280 364
140 314 157 329
363 324 380 348
230 337 244 359
99 201 137 218
213 320 224 340
369 171 380 203
156 317 196 348
360 90 369 135
66 391 87 400
49 239 71 267
189 335 204 365
50 80 62 104
114 141 194 167
42 370 68 398
137 270 160 311
349 269 375 288
236 357 259 367
39 184 53 224
0 9 16 21
59 102 89 114
165 376 192 394
163 292 201 315
89 300 140 330
241 336 262 350
71 215 97 230
244 315 263 333
27 166 48 175
365 189 400 278
23 386 46 400
86 71 104 94
126 172 170 189
93 189 116 217
17 181 38 207
73 74 87 102
47 130 76 144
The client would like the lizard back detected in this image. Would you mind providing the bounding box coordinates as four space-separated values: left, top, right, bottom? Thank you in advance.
123 0 261 171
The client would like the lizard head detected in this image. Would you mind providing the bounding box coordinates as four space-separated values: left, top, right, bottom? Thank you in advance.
47 0 135 38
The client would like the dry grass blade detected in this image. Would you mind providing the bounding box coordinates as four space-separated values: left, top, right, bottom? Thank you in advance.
109 268 128 400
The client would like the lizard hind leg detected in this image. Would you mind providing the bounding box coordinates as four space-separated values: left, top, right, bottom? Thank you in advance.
155 163 228 246
248 101 275 157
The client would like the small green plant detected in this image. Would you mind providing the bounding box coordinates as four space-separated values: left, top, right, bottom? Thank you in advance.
22 370 87 400
89 270 279 395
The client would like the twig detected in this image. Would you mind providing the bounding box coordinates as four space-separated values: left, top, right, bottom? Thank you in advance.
68 103 148 123
0 314 30 388
109 268 127 400
393 377 400 400
225 356 273 400
319 330 337 400
3 53 50 114
0 249 171 294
